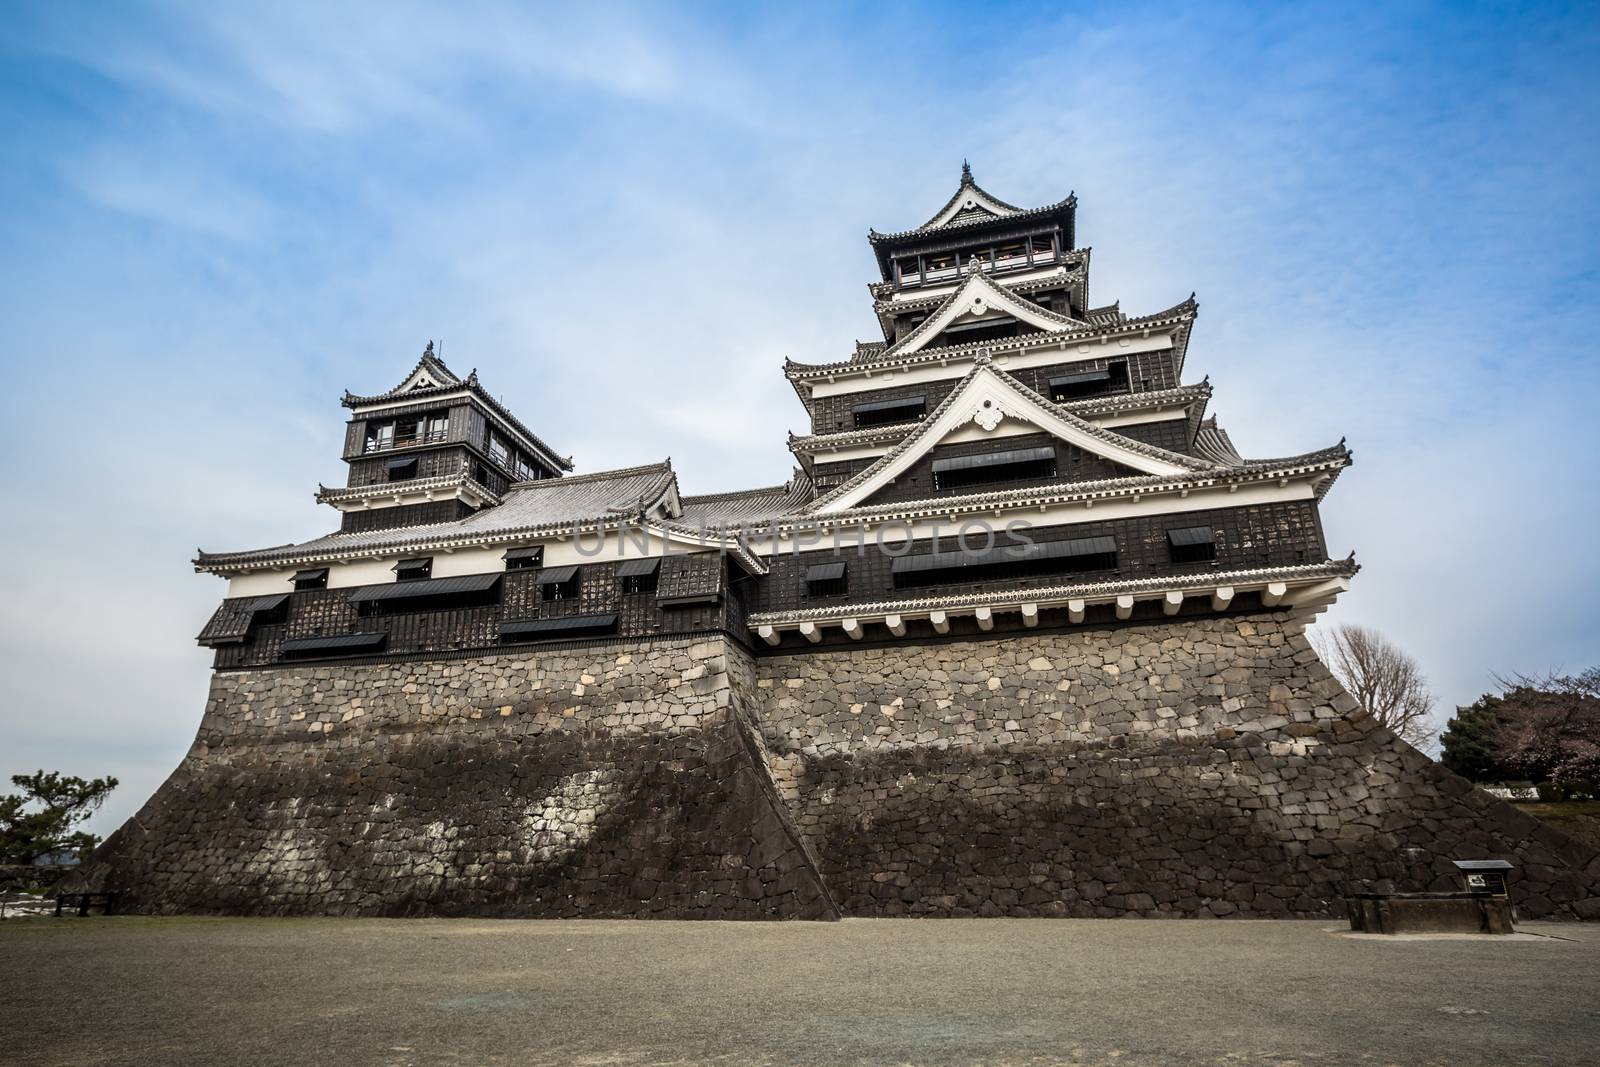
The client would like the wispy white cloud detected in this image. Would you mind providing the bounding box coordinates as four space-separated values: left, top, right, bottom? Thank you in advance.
33 0 755 134
65 147 275 239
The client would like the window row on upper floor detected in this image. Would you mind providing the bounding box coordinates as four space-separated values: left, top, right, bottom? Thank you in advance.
893 235 1062 287
364 411 449 453
799 525 1217 599
286 547 665 598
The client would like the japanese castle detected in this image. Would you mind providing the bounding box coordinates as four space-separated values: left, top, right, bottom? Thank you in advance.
196 164 1356 662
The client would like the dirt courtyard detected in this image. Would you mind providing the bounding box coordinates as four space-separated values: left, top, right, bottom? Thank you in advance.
2 916 1597 1066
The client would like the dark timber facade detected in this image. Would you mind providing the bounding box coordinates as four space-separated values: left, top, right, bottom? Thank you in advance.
87 165 1600 921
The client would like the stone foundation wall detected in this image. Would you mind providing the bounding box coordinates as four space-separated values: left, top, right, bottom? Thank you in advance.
89 616 1600 919
90 638 835 919
749 615 1600 919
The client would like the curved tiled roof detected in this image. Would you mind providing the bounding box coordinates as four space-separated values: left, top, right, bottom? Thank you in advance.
1069 382 1213 421
785 295 1199 381
806 446 1352 529
341 349 462 405
1194 418 1243 465
196 462 677 572
314 472 502 507
869 164 1076 245
1085 302 1124 327
1194 418 1350 475
850 340 887 364
678 477 816 526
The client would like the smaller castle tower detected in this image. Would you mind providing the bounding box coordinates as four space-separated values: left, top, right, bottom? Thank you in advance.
316 344 572 534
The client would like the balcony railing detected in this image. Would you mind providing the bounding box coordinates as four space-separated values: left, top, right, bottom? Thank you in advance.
896 250 1061 289
363 428 449 454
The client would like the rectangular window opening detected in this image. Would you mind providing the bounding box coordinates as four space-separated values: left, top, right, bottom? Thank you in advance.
891 535 1118 589
931 446 1057 492
1050 362 1130 402
618 557 661 595
503 546 544 571
394 557 433 582
936 317 1020 348
538 565 580 601
363 410 447 453
852 395 927 428
1167 526 1218 564
291 568 329 591
805 561 848 598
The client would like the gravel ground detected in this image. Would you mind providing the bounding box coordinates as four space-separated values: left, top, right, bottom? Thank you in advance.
1 917 1596 1066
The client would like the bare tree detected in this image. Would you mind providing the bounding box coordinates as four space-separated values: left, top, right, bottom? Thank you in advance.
1311 624 1436 748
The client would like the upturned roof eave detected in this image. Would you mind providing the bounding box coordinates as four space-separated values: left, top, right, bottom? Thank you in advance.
868 193 1078 248
786 296 1199 383
773 450 1352 532
314 472 503 507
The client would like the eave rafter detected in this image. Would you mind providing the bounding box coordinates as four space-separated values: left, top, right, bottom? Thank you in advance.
751 559 1359 644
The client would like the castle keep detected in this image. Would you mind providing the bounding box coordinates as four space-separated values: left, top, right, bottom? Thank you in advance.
93 167 1600 919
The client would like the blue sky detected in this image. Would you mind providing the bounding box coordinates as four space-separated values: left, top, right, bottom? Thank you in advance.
2 1 1597 832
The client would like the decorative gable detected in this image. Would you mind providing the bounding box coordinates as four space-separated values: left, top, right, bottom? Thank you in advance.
917 161 1027 231
390 345 462 395
808 362 1213 514
885 262 1085 358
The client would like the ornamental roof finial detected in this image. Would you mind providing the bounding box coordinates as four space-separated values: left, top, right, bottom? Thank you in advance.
424 340 435 357
961 159 973 183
